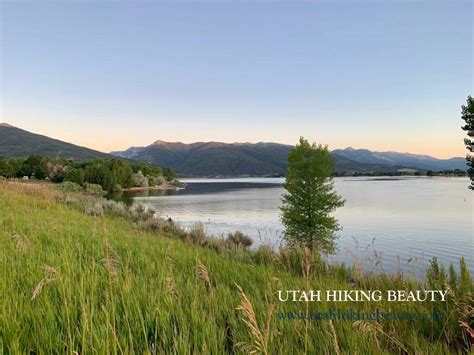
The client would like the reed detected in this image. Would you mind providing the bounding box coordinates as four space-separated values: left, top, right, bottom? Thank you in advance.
235 284 275 355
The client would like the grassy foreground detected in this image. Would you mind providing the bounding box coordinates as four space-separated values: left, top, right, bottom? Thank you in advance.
0 182 472 354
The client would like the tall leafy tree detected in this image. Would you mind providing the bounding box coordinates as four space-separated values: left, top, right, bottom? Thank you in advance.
21 155 47 179
461 96 474 190
280 137 345 254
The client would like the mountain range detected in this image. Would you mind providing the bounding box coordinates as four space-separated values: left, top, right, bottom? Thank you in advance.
332 147 466 172
0 123 467 176
111 140 468 176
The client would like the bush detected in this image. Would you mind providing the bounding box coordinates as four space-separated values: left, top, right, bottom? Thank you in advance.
204 237 229 253
172 179 184 188
188 222 206 246
150 175 166 186
57 181 82 193
129 204 155 222
84 202 104 216
83 183 104 195
145 217 167 233
227 231 253 248
133 170 149 187
101 199 129 218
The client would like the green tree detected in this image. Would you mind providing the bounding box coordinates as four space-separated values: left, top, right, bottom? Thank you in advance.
0 156 9 177
21 155 47 179
280 137 345 253
7 159 22 178
461 96 474 189
64 167 85 185
163 167 175 181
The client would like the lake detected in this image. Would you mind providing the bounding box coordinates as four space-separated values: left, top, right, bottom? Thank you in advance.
110 177 473 276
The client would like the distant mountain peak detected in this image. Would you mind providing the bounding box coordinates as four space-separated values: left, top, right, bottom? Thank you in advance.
152 139 173 145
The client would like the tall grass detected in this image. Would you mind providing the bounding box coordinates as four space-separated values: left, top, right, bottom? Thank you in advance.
0 182 472 353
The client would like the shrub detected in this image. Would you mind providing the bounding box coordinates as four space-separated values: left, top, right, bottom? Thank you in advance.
166 220 187 237
145 216 167 232
172 179 184 188
64 195 79 205
57 181 82 193
129 204 155 222
227 231 253 248
188 222 206 246
84 202 104 216
101 199 129 218
150 175 166 186
83 183 104 195
204 237 229 253
45 160 69 182
133 170 149 187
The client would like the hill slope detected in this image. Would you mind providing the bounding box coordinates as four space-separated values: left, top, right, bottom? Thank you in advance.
0 123 111 160
0 182 465 353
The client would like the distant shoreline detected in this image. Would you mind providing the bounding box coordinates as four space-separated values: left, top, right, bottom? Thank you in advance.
121 184 184 192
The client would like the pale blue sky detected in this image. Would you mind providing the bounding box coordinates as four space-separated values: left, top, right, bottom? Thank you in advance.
1 1 472 157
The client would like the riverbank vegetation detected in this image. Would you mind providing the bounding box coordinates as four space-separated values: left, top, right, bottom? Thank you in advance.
0 181 472 353
0 155 181 192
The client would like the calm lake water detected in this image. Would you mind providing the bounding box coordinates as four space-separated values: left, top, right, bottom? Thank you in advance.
110 177 473 276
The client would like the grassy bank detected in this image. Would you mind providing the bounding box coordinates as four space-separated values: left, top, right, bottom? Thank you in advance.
0 182 472 353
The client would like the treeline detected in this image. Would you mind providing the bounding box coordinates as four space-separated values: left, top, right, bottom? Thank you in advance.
426 169 467 176
334 169 467 177
0 155 179 191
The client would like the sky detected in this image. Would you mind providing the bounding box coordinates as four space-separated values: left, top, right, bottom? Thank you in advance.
0 1 472 158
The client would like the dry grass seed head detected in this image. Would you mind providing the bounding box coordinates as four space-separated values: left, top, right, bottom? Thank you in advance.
165 277 179 299
196 261 212 289
102 243 120 281
235 283 274 355
12 234 30 253
31 265 58 301
328 320 341 355
301 246 312 278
